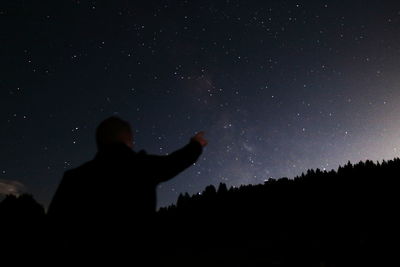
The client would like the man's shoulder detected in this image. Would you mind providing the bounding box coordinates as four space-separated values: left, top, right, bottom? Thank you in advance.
136 149 147 156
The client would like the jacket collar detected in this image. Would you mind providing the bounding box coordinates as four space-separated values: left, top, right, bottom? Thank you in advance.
94 143 136 160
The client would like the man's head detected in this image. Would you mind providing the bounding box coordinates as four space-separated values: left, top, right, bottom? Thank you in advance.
96 116 133 150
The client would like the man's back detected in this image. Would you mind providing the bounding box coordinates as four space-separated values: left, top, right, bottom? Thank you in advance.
47 140 203 263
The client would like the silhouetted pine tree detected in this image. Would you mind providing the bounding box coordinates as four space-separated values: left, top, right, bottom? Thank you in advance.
156 158 399 266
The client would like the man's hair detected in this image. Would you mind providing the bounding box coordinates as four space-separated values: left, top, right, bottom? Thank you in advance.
96 116 132 149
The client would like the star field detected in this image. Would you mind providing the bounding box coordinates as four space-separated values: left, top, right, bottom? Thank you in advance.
1 0 400 208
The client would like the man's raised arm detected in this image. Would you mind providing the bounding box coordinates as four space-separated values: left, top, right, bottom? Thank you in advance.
144 131 208 184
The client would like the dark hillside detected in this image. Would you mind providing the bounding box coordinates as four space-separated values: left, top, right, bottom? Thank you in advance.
156 159 399 266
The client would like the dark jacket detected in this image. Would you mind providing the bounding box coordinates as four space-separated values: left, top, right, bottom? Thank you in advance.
47 139 202 262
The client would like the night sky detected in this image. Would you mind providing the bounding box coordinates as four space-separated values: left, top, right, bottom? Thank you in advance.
2 1 400 209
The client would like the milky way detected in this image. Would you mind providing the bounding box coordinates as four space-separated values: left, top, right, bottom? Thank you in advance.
2 1 400 208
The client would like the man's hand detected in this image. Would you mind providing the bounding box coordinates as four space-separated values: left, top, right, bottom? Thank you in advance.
191 131 208 147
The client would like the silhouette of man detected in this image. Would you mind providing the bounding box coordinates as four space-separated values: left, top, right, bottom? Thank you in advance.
47 116 207 264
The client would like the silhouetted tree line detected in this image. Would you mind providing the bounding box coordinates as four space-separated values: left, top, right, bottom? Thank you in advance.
0 158 398 266
156 158 398 266
0 194 45 262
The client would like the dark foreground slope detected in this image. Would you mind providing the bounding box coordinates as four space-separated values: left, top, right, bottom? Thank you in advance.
156 159 399 266
0 159 398 266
